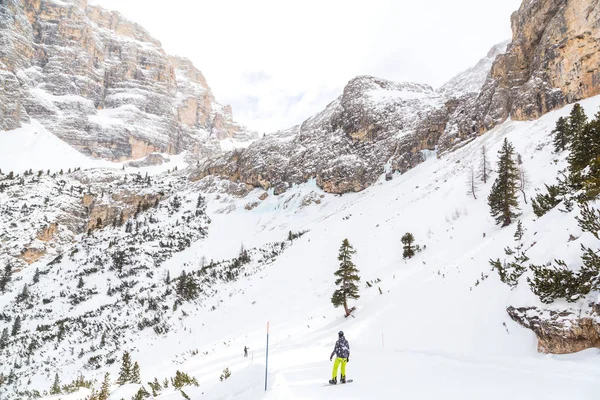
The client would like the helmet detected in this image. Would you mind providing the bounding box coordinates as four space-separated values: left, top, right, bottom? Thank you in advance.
338 331 344 337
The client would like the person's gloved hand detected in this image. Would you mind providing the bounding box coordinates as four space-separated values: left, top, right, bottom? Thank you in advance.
330 355 333 361
346 356 349 362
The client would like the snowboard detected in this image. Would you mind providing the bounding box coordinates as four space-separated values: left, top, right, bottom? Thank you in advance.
325 379 353 386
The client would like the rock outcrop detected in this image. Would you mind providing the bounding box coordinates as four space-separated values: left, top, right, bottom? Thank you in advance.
0 0 254 160
438 0 600 150
507 304 600 354
197 77 444 194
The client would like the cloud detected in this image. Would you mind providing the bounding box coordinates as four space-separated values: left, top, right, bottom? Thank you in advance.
95 0 523 132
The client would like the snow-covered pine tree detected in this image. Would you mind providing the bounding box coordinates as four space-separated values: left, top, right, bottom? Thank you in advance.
32 267 40 284
401 232 416 259
566 104 591 177
16 284 29 302
116 351 132 385
0 262 13 293
0 328 9 349
50 372 61 395
11 316 21 336
552 116 570 152
77 276 85 289
331 239 360 317
98 373 110 400
488 138 521 227
131 386 150 400
131 361 141 384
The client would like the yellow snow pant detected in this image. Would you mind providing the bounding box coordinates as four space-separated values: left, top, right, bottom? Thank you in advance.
332 357 347 379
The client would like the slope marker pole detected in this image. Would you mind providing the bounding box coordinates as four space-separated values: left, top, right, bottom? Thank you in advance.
265 321 270 391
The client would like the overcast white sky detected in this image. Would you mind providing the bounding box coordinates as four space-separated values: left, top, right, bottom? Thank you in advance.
94 0 523 133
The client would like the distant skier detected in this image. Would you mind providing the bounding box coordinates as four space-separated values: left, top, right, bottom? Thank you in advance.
244 346 248 358
329 331 350 384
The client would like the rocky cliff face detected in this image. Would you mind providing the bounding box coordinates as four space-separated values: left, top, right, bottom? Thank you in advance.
0 0 253 161
438 40 510 98
198 0 600 194
197 77 444 194
507 304 600 354
438 0 600 150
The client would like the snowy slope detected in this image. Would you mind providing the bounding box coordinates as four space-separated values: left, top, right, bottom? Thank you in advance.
0 120 189 175
6 96 600 399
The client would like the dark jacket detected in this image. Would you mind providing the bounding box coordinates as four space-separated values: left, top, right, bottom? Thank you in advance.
331 337 350 359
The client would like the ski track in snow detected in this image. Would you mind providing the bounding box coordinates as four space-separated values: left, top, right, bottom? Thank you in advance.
10 95 600 399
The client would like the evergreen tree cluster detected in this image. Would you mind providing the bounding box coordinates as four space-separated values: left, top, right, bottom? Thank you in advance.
175 270 200 302
513 104 600 303
171 370 199 388
536 103 600 215
116 351 141 385
528 203 600 303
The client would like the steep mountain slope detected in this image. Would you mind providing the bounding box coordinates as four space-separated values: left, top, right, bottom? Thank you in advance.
199 0 600 195
2 95 599 400
197 77 443 194
438 40 510 98
0 0 254 161
440 0 600 150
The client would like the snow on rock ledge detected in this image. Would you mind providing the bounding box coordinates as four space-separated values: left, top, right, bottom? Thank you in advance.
507 304 600 354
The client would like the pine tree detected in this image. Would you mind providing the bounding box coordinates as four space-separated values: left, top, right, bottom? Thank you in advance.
401 233 416 259
552 116 570 152
531 184 565 217
33 267 40 284
567 104 591 174
77 276 85 289
98 373 110 400
490 221 528 288
50 372 61 395
11 316 21 336
568 103 588 137
514 220 525 242
131 361 141 384
466 167 478 200
488 138 521 227
331 239 360 317
116 351 132 385
131 386 150 400
0 328 9 349
16 284 30 302
238 244 250 264
100 331 107 348
479 145 491 183
0 262 13 293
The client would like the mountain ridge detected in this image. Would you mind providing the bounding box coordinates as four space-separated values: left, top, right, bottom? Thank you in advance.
0 0 255 161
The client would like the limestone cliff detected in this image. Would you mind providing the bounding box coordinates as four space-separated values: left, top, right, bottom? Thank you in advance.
438 0 600 150
507 304 600 354
196 77 443 194
0 0 253 160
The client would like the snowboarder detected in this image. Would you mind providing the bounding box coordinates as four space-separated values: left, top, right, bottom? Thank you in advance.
329 331 350 384
244 346 248 358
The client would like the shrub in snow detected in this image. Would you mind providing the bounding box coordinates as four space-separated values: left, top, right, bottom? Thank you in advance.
220 367 232 382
